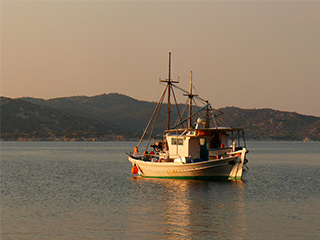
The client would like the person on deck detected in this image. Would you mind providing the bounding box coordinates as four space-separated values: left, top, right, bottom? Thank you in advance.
150 151 158 162
132 147 140 159
162 139 168 152
143 151 149 161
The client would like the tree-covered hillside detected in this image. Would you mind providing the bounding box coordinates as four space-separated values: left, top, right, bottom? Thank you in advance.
1 94 319 141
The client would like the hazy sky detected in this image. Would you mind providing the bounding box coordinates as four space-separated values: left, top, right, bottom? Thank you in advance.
2 0 320 117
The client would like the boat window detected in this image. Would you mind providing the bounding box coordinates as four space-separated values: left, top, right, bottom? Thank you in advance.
171 138 183 145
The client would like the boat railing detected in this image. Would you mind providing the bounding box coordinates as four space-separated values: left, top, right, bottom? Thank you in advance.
129 151 165 162
209 147 233 159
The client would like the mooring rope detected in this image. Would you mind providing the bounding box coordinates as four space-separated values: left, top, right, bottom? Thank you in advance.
246 164 264 182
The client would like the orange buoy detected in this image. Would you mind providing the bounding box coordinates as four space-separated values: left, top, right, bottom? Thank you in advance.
131 164 138 174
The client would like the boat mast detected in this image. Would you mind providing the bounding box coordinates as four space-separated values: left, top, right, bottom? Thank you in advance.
184 71 198 128
188 71 193 128
167 53 171 130
160 52 178 130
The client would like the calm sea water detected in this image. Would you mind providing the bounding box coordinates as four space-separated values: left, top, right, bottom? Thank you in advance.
1 141 319 239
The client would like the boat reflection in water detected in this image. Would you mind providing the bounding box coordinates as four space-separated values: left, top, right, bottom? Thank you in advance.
129 177 247 239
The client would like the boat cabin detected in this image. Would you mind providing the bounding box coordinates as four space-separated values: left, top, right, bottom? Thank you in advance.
161 127 245 163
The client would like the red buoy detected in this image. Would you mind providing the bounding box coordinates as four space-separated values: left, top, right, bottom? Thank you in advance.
131 164 138 174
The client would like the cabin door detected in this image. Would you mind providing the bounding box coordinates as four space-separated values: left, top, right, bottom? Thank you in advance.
200 139 209 161
209 135 220 149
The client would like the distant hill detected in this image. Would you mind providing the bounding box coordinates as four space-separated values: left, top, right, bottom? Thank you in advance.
1 94 319 141
1 96 123 134
20 93 169 135
220 107 320 140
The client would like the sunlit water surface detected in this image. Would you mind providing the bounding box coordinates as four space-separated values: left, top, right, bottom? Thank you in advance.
1 141 319 239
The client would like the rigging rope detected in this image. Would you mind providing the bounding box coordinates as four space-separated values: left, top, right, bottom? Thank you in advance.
246 164 264 182
174 98 189 127
145 90 166 152
172 84 208 104
137 84 168 149
171 85 184 128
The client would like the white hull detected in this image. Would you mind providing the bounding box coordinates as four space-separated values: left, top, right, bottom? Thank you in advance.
128 152 245 180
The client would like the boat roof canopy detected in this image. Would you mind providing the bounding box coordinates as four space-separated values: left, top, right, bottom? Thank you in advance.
165 127 244 134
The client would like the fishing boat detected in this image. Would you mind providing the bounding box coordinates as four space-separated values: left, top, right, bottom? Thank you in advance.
127 53 249 180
